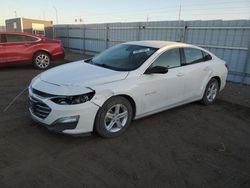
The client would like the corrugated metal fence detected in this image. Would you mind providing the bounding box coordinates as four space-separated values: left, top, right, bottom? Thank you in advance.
54 20 250 84
0 26 6 32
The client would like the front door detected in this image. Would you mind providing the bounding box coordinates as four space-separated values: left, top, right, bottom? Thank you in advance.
138 48 185 114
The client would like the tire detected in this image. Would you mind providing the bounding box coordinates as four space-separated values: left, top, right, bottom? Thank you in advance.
201 78 219 105
33 52 51 69
94 96 133 138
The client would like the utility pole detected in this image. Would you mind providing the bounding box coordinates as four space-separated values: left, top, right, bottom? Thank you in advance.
178 1 183 42
14 10 17 18
146 15 149 22
52 6 58 40
178 4 182 21
53 6 58 24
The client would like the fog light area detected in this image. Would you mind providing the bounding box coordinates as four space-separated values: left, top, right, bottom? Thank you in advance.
54 115 80 124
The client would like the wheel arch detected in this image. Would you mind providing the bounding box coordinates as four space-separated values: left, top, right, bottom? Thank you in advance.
211 76 221 90
93 93 137 137
95 93 137 120
115 94 137 119
32 50 52 61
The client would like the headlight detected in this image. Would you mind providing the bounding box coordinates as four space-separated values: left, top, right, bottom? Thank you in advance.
51 92 95 105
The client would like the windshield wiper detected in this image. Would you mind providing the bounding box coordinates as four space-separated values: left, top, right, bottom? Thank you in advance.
84 58 93 63
92 62 128 71
92 63 113 69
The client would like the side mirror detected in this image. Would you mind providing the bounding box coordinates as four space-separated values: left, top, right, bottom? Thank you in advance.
145 66 168 74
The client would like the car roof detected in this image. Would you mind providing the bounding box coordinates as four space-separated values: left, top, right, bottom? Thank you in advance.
0 32 41 38
124 40 192 49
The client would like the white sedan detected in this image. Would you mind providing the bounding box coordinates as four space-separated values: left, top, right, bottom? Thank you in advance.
28 41 228 137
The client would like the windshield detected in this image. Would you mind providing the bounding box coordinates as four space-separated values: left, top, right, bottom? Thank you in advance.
88 44 158 71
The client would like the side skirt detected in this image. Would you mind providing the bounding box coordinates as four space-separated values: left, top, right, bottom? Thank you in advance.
134 97 201 120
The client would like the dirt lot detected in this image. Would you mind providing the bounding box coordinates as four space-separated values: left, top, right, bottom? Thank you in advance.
0 55 250 188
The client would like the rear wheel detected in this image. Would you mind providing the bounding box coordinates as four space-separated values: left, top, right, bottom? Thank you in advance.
94 96 133 138
33 52 51 69
201 78 219 105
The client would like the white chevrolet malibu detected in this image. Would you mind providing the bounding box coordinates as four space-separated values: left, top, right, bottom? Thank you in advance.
28 41 228 137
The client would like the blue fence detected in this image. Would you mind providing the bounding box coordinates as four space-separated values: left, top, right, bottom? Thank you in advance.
54 20 250 84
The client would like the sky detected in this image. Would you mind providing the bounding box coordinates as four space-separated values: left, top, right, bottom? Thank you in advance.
0 0 249 25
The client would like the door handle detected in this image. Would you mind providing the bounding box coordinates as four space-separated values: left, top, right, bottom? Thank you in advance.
177 72 184 77
24 43 32 46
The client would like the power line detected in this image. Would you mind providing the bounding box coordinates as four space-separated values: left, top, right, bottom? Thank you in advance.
63 0 250 24
82 11 250 24
84 8 250 22
82 6 250 21
81 0 249 17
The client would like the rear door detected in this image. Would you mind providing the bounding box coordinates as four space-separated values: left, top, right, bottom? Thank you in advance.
4 34 38 63
0 34 7 63
181 47 213 102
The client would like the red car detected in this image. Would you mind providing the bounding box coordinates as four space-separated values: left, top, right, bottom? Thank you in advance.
0 32 65 69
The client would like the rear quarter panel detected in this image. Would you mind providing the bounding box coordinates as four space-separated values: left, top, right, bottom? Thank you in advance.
31 41 64 59
17 39 64 62
209 56 228 91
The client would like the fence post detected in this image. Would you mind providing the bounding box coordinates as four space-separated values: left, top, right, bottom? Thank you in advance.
82 24 85 53
67 25 69 49
182 25 188 43
137 22 141 41
53 26 56 39
241 44 250 84
106 23 109 49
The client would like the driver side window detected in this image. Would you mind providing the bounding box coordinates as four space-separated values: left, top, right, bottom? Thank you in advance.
151 48 181 69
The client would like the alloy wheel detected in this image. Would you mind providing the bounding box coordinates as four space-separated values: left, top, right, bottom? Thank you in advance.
35 54 50 69
206 82 218 102
104 104 128 133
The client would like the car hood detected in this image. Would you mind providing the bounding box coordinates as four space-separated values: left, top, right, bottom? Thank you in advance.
31 60 128 95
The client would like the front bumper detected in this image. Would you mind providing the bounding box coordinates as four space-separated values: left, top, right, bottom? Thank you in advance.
28 88 99 135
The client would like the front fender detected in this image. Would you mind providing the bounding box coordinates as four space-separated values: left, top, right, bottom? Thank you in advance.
91 89 115 107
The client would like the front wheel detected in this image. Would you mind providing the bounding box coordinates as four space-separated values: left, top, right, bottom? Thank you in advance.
33 52 51 69
94 96 133 138
201 78 219 105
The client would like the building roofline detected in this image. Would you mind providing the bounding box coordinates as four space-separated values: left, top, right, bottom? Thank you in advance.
5 17 53 22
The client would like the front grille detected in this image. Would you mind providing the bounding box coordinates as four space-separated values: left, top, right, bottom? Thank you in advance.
29 96 51 119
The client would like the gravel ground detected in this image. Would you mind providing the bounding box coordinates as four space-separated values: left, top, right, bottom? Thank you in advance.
0 54 250 188
218 82 250 108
